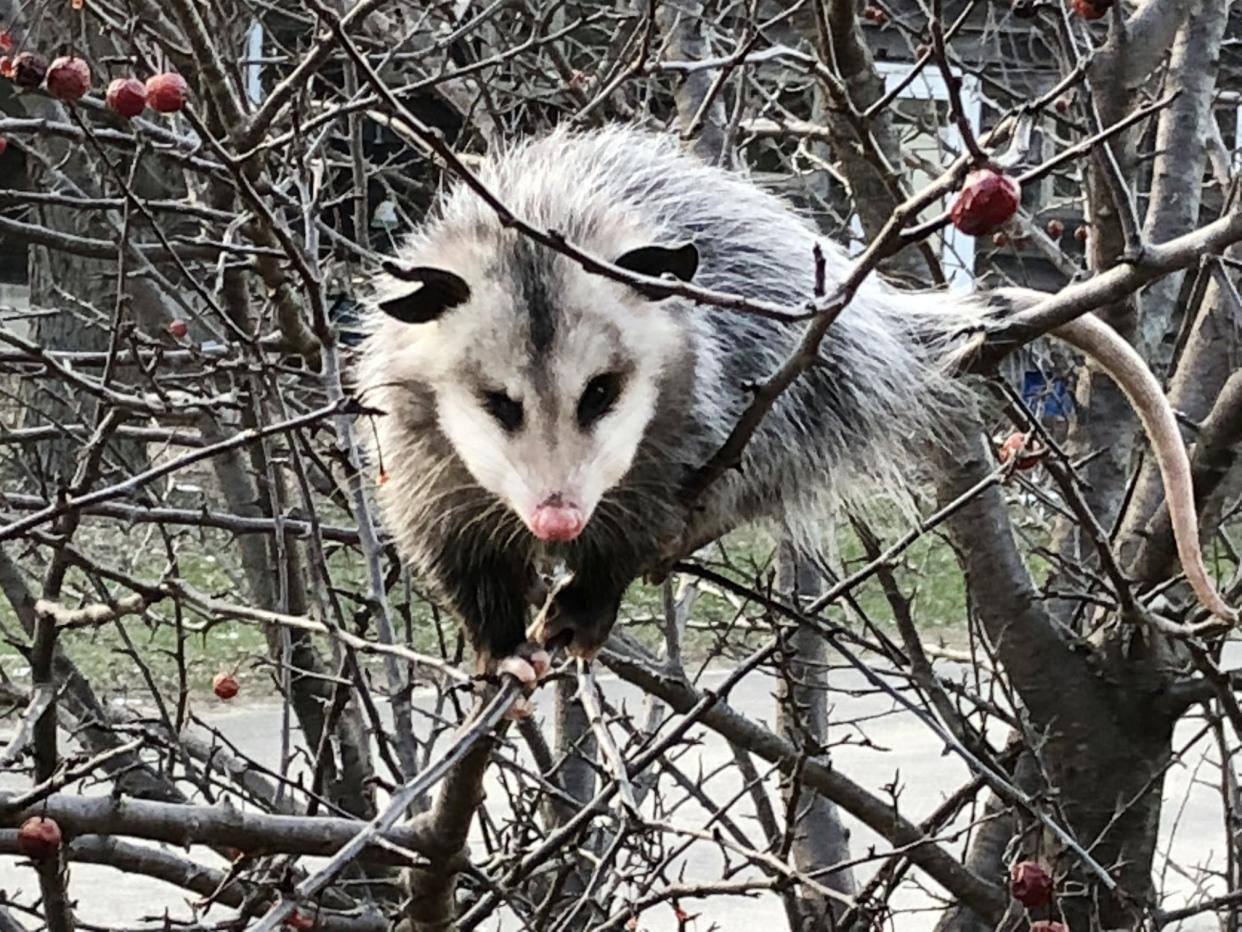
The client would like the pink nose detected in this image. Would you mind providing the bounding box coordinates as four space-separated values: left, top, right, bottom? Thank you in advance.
530 502 585 542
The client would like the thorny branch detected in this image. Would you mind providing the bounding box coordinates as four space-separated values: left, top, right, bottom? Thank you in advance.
0 1 1238 930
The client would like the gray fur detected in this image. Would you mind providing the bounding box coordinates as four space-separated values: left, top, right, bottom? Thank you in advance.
356 126 993 661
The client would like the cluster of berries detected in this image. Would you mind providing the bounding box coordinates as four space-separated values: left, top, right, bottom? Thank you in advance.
0 31 188 117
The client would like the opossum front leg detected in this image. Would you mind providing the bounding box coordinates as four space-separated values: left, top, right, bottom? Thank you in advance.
435 551 551 718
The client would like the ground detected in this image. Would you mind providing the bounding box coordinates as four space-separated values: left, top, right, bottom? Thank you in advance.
0 658 1227 930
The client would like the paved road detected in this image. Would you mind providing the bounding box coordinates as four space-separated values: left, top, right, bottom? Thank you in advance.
0 663 1226 930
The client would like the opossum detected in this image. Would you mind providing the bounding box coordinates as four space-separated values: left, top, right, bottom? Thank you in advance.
356 125 1236 675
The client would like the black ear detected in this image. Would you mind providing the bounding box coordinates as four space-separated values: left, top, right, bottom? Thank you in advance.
378 261 471 324
614 241 699 296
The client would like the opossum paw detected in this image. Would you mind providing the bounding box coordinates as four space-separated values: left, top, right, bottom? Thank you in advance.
526 586 621 661
496 643 549 719
497 644 551 687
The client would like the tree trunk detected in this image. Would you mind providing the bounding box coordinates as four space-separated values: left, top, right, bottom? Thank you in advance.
775 539 857 927
937 428 1176 928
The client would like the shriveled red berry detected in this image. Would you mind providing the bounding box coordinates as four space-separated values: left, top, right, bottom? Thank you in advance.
1030 923 1069 932
17 817 62 860
1054 96 1072 114
106 77 146 118
145 72 188 113
0 32 13 51
1074 224 1090 243
1010 860 1054 907
1045 218 1065 238
1070 0 1111 19
863 5 889 23
0 57 12 79
999 433 1045 471
212 672 239 700
992 230 1010 247
949 168 1021 236
168 318 189 339
0 137 8 155
284 910 315 930
12 52 47 89
45 56 90 101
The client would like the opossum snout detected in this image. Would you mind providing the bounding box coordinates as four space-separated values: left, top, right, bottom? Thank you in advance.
529 494 586 542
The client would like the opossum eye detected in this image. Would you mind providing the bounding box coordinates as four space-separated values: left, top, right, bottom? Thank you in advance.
482 391 523 432
577 372 623 428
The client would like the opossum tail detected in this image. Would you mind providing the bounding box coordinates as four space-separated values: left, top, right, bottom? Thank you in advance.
990 287 1237 625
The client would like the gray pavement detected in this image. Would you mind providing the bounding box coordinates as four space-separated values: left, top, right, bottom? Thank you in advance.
0 662 1227 930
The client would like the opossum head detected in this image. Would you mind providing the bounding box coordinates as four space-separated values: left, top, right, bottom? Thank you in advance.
374 235 698 544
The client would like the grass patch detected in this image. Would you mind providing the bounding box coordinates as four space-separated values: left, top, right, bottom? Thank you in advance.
6 490 1225 704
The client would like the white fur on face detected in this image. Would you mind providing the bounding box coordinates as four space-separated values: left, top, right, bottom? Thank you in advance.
366 224 686 540
436 381 524 508
432 273 679 536
543 267 680 518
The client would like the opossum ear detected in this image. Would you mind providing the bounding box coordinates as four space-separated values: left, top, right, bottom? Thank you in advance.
614 241 699 295
378 261 471 324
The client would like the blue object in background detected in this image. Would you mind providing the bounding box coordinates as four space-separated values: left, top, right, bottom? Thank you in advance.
1022 370 1075 418
330 295 366 348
